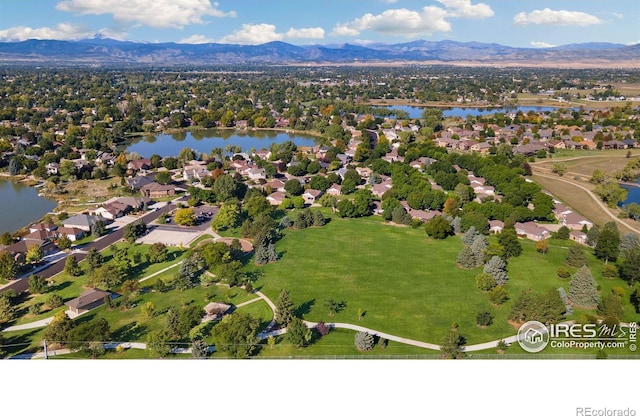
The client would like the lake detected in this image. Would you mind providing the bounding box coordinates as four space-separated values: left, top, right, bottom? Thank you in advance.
382 105 576 119
0 179 57 235
124 129 319 158
621 183 640 206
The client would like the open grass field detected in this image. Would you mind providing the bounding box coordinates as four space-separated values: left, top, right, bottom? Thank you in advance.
253 217 640 351
534 151 639 178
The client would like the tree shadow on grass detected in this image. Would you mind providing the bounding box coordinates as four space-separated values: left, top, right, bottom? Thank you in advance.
112 322 148 342
50 281 72 292
296 298 315 317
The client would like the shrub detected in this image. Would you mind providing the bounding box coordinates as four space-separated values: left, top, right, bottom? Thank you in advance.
557 266 571 279
476 311 493 327
475 273 496 292
488 286 508 305
601 264 618 280
354 331 375 351
45 294 64 309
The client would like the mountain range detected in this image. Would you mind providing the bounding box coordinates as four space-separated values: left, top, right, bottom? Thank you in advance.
0 38 638 66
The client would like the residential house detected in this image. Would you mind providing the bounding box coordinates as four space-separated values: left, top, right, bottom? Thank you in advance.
56 227 85 242
65 288 114 315
326 183 342 196
570 230 588 245
63 214 105 232
514 222 551 241
265 179 286 193
561 212 593 231
302 189 323 205
91 201 131 220
127 158 152 173
183 165 211 182
266 191 286 206
489 220 504 234
371 180 393 198
126 175 154 191
140 182 176 198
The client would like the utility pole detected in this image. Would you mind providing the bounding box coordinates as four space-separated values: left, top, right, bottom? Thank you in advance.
43 339 48 360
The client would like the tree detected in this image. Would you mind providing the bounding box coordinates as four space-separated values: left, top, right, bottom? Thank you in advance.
212 201 240 231
424 216 453 239
556 226 570 240
57 235 72 250
141 302 156 320
510 289 565 324
211 312 260 359
618 247 640 287
586 225 600 247
147 329 172 357
497 228 522 258
619 233 640 259
123 219 147 243
536 239 549 255
174 252 206 290
147 242 169 263
0 295 15 324
324 298 345 316
286 317 312 348
488 285 509 305
476 311 493 327
25 245 43 263
174 207 196 226
568 266 599 308
275 290 296 327
594 222 620 263
155 170 172 185
284 179 304 196
0 252 18 280
470 235 488 267
565 245 587 268
551 163 567 176
91 220 107 237
483 256 508 285
88 263 125 290
67 317 111 351
191 339 209 358
440 329 465 359
461 227 478 247
28 275 47 294
64 255 82 276
354 331 375 352
43 310 75 345
597 292 624 320
85 247 103 272
316 321 330 337
475 273 496 292
457 246 476 269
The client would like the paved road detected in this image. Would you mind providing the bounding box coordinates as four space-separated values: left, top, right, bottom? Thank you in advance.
0 203 177 295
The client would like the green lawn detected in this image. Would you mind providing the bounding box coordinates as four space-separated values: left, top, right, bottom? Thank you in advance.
252 217 640 348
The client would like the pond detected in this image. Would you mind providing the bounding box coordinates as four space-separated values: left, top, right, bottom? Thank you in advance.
620 182 640 206
123 129 319 158
0 179 57 235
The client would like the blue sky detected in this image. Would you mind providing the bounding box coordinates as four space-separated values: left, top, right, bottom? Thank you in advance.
0 0 638 47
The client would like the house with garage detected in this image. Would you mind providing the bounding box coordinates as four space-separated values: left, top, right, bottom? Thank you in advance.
65 288 116 315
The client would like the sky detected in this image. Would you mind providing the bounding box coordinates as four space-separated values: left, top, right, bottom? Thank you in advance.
0 0 638 48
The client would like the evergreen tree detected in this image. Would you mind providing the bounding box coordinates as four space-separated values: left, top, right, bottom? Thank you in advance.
64 255 82 277
461 226 478 246
440 329 465 359
565 245 588 268
275 290 296 327
483 256 508 285
457 246 476 269
471 235 488 267
568 266 599 308
85 248 103 272
619 233 640 259
498 228 522 258
354 331 375 351
285 317 312 348
475 273 496 292
451 216 462 234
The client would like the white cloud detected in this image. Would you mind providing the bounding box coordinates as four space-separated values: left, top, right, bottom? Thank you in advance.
514 8 603 26
530 41 556 48
332 7 451 38
56 0 236 29
436 0 494 19
219 24 325 45
0 23 124 41
332 1 494 38
178 34 215 44
286 27 325 40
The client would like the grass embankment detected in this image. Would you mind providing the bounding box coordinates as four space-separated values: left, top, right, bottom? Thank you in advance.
254 217 639 350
